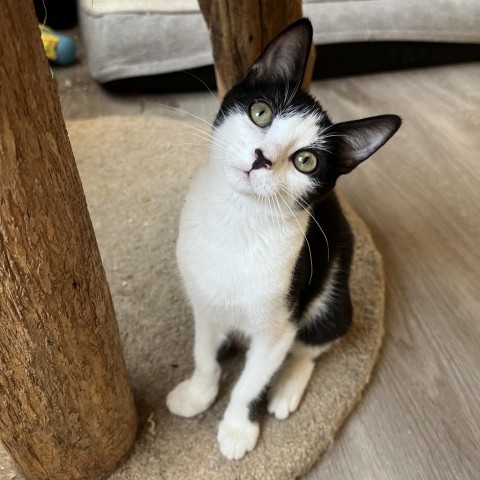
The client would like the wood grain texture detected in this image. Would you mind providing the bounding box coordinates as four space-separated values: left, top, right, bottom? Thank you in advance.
0 2 137 479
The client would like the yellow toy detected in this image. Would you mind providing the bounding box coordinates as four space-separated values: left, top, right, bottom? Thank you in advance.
40 25 76 65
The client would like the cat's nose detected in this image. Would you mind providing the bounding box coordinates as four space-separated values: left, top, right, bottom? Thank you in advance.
250 149 272 171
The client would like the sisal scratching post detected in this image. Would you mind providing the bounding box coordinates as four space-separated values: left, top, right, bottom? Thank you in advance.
0 2 137 479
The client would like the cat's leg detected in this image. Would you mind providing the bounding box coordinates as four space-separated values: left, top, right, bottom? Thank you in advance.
166 304 227 417
218 318 296 460
267 341 333 419
268 285 352 420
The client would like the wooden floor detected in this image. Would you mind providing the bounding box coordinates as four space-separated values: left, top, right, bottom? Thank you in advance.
307 64 480 480
56 62 480 479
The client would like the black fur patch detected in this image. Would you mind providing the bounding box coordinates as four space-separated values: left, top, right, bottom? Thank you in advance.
296 287 352 345
248 385 269 422
216 338 242 362
288 192 355 345
215 82 330 135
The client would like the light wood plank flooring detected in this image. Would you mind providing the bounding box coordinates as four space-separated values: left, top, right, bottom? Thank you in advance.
306 63 480 480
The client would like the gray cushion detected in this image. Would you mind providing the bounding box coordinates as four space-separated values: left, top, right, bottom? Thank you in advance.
79 0 480 82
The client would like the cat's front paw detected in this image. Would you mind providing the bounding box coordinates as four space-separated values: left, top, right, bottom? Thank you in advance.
166 378 218 417
217 418 259 460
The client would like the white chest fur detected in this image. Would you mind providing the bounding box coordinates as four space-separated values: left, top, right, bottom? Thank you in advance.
176 161 308 325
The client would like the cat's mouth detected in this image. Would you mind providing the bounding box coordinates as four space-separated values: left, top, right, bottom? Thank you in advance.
223 165 253 194
225 165 275 198
234 167 251 183
228 167 249 180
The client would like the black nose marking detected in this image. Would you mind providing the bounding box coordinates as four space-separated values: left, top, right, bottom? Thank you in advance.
250 149 272 171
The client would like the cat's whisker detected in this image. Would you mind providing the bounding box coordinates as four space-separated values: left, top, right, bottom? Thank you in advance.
179 70 221 109
310 144 334 155
180 129 232 154
182 131 230 153
279 184 330 262
319 133 347 139
183 124 230 147
309 131 348 155
146 101 221 132
167 143 227 154
273 192 287 240
187 132 230 153
319 123 335 134
281 77 290 114
263 195 271 227
276 193 314 285
263 195 269 226
270 193 282 236
272 194 285 239
263 196 268 225
259 194 266 225
285 75 303 110
143 109 229 149
316 124 350 141
263 195 273 227
266 195 274 228
267 195 279 234
183 122 227 142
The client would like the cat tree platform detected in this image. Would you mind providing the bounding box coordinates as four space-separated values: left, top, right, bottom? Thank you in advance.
1 116 385 479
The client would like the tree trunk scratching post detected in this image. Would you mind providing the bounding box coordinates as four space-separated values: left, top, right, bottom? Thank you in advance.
198 0 315 97
0 2 137 479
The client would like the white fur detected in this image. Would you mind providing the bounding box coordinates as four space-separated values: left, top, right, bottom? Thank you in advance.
167 109 333 460
215 110 324 197
265 260 340 420
267 341 333 420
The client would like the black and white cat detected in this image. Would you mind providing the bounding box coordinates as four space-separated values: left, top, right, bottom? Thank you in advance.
166 19 401 460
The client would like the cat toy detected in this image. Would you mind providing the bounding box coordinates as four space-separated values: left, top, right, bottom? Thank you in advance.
40 25 76 65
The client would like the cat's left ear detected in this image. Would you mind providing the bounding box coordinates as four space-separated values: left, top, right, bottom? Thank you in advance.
334 114 402 174
245 18 313 87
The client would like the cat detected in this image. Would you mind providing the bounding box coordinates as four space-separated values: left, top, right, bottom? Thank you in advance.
166 18 401 460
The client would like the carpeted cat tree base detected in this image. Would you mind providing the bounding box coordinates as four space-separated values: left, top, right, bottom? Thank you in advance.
0 116 385 480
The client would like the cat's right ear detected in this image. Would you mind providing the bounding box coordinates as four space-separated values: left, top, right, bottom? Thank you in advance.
245 18 313 87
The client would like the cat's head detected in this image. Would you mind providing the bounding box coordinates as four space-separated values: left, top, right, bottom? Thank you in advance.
212 18 401 204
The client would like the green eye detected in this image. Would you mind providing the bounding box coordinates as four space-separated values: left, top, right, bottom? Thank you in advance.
249 101 273 128
293 151 318 174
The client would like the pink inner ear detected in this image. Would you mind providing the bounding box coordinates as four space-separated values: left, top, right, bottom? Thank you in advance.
245 19 313 86
336 115 401 172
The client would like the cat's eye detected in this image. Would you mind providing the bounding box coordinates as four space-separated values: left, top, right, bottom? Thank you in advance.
293 151 318 174
249 101 273 128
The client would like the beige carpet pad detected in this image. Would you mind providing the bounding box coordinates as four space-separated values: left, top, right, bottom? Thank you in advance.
0 116 385 480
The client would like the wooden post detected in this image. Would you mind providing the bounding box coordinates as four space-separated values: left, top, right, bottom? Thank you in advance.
198 0 315 97
0 2 137 479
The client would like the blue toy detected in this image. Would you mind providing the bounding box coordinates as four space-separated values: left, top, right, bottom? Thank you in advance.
40 25 76 66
